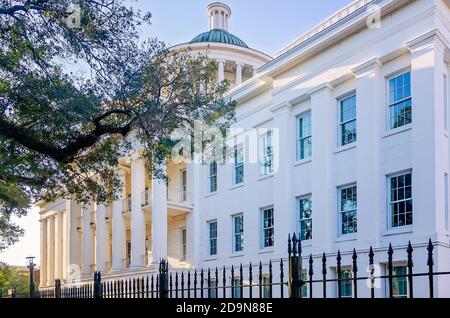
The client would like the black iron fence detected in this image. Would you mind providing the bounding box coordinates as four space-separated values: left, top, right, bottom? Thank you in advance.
36 235 450 299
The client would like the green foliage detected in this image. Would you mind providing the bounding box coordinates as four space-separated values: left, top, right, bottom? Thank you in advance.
0 262 29 295
0 1 235 250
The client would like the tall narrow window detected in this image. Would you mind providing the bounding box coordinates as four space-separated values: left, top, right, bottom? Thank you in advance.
339 185 357 235
181 228 187 260
389 172 413 227
232 214 244 252
339 94 357 146
262 275 271 298
338 270 353 298
298 196 312 241
181 169 187 202
260 130 274 175
209 162 218 193
444 74 448 131
234 145 244 185
392 266 408 298
388 71 412 129
262 207 274 248
232 278 241 298
445 173 449 231
208 221 217 256
208 280 217 298
297 113 312 160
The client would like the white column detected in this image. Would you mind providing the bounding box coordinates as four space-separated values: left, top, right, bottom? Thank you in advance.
310 84 335 249
112 170 127 271
353 59 384 244
54 212 63 279
82 204 93 275
39 218 47 288
66 200 81 278
151 162 168 266
270 102 295 253
46 216 55 286
408 32 447 239
217 59 225 83
235 62 243 85
95 204 107 272
130 156 146 269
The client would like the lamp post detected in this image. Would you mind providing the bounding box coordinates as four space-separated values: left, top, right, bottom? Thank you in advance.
26 256 36 298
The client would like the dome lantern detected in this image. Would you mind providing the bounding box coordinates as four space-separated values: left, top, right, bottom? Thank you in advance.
207 2 231 32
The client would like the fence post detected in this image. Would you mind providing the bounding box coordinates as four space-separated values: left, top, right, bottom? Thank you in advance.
93 271 103 298
159 259 169 299
55 279 61 298
288 233 301 298
427 239 434 299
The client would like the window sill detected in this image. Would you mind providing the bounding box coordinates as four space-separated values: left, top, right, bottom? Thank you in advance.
204 257 218 262
334 143 357 154
258 248 274 255
229 183 245 191
205 191 219 199
299 240 312 247
294 158 312 167
230 252 245 258
382 124 412 139
335 234 357 243
382 226 413 236
258 174 274 182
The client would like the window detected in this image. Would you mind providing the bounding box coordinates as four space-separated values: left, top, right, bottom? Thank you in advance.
297 113 312 160
232 278 241 298
232 214 244 252
389 173 412 227
444 74 448 131
446 174 449 232
181 169 187 202
338 270 353 298
388 71 412 129
233 145 244 185
181 228 187 260
301 270 308 298
392 266 408 298
260 130 274 175
262 207 274 248
298 196 312 241
209 162 218 193
339 185 357 235
339 94 357 146
262 275 271 298
208 280 217 298
208 221 217 256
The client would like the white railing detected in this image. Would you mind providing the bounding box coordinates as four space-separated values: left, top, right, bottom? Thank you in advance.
276 0 373 56
167 187 192 205
141 188 151 207
122 197 131 214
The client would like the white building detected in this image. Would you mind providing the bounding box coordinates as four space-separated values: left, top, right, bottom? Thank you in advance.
38 0 450 298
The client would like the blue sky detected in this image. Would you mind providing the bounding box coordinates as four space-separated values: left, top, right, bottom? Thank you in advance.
0 0 353 266
134 0 353 56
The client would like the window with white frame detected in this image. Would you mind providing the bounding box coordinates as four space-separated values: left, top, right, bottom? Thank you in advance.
260 130 274 175
208 221 217 256
232 278 241 298
181 169 187 202
208 280 217 298
209 161 217 193
298 196 312 241
388 71 412 129
389 172 413 227
232 214 244 252
233 145 244 185
339 94 357 146
339 185 357 235
444 74 448 131
181 228 187 260
338 269 353 298
392 266 408 298
262 275 271 298
262 207 274 248
297 112 312 160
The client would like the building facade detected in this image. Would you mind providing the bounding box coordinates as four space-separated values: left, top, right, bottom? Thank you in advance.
38 0 450 297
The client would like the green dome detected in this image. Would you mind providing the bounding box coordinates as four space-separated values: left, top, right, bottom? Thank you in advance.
191 29 248 48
